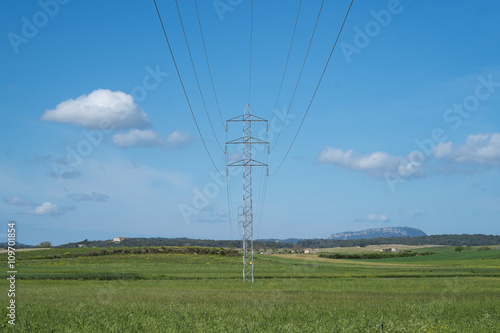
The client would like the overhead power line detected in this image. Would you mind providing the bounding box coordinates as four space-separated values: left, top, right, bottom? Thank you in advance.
271 0 355 176
173 0 224 153
225 153 235 239
254 166 269 239
271 0 325 153
194 0 225 130
153 0 224 176
248 0 254 105
257 0 303 240
269 0 303 127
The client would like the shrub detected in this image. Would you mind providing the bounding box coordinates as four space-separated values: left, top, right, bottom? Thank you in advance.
318 251 434 260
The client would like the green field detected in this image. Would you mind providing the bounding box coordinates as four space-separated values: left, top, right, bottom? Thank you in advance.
1 245 499 332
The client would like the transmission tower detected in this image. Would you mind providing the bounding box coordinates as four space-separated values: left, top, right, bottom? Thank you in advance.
226 105 268 282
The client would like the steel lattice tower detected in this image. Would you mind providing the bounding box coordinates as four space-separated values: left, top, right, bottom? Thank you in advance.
226 105 268 282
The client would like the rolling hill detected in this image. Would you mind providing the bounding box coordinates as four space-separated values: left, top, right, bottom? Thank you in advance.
328 227 427 240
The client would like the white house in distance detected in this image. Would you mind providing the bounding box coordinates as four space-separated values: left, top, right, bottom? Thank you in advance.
113 237 127 243
378 248 399 253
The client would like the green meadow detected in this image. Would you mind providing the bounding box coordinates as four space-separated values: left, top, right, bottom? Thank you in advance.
1 245 499 332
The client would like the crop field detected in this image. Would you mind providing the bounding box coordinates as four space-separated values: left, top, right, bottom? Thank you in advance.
1 245 499 332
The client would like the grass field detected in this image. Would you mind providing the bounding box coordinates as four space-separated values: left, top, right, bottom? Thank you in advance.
1 245 499 332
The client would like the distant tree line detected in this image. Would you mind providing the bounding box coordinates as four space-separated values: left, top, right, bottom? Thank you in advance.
36 246 239 260
57 237 300 249
57 238 243 249
0 241 50 249
296 234 500 248
56 234 500 249
319 251 435 260
0 242 34 249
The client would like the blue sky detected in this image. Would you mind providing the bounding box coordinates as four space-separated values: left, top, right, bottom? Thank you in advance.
1 0 499 245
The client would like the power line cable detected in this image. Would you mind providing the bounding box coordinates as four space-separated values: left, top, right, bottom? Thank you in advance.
264 1 302 226
271 0 355 176
192 0 234 235
270 0 325 153
153 0 224 176
255 167 269 239
248 0 254 105
225 153 235 239
269 0 303 126
173 0 224 153
253 149 266 236
194 0 225 130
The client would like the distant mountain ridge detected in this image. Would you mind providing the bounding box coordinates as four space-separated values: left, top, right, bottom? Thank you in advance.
328 227 426 240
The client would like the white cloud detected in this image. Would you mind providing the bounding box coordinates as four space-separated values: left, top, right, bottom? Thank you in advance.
112 129 163 147
318 133 500 180
433 133 500 165
112 130 193 149
196 205 227 223
354 214 390 223
85 157 191 189
318 148 398 176
166 130 193 149
49 170 82 179
433 142 453 159
40 89 150 129
227 153 242 162
66 192 110 202
318 147 424 178
25 202 74 216
3 196 36 206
